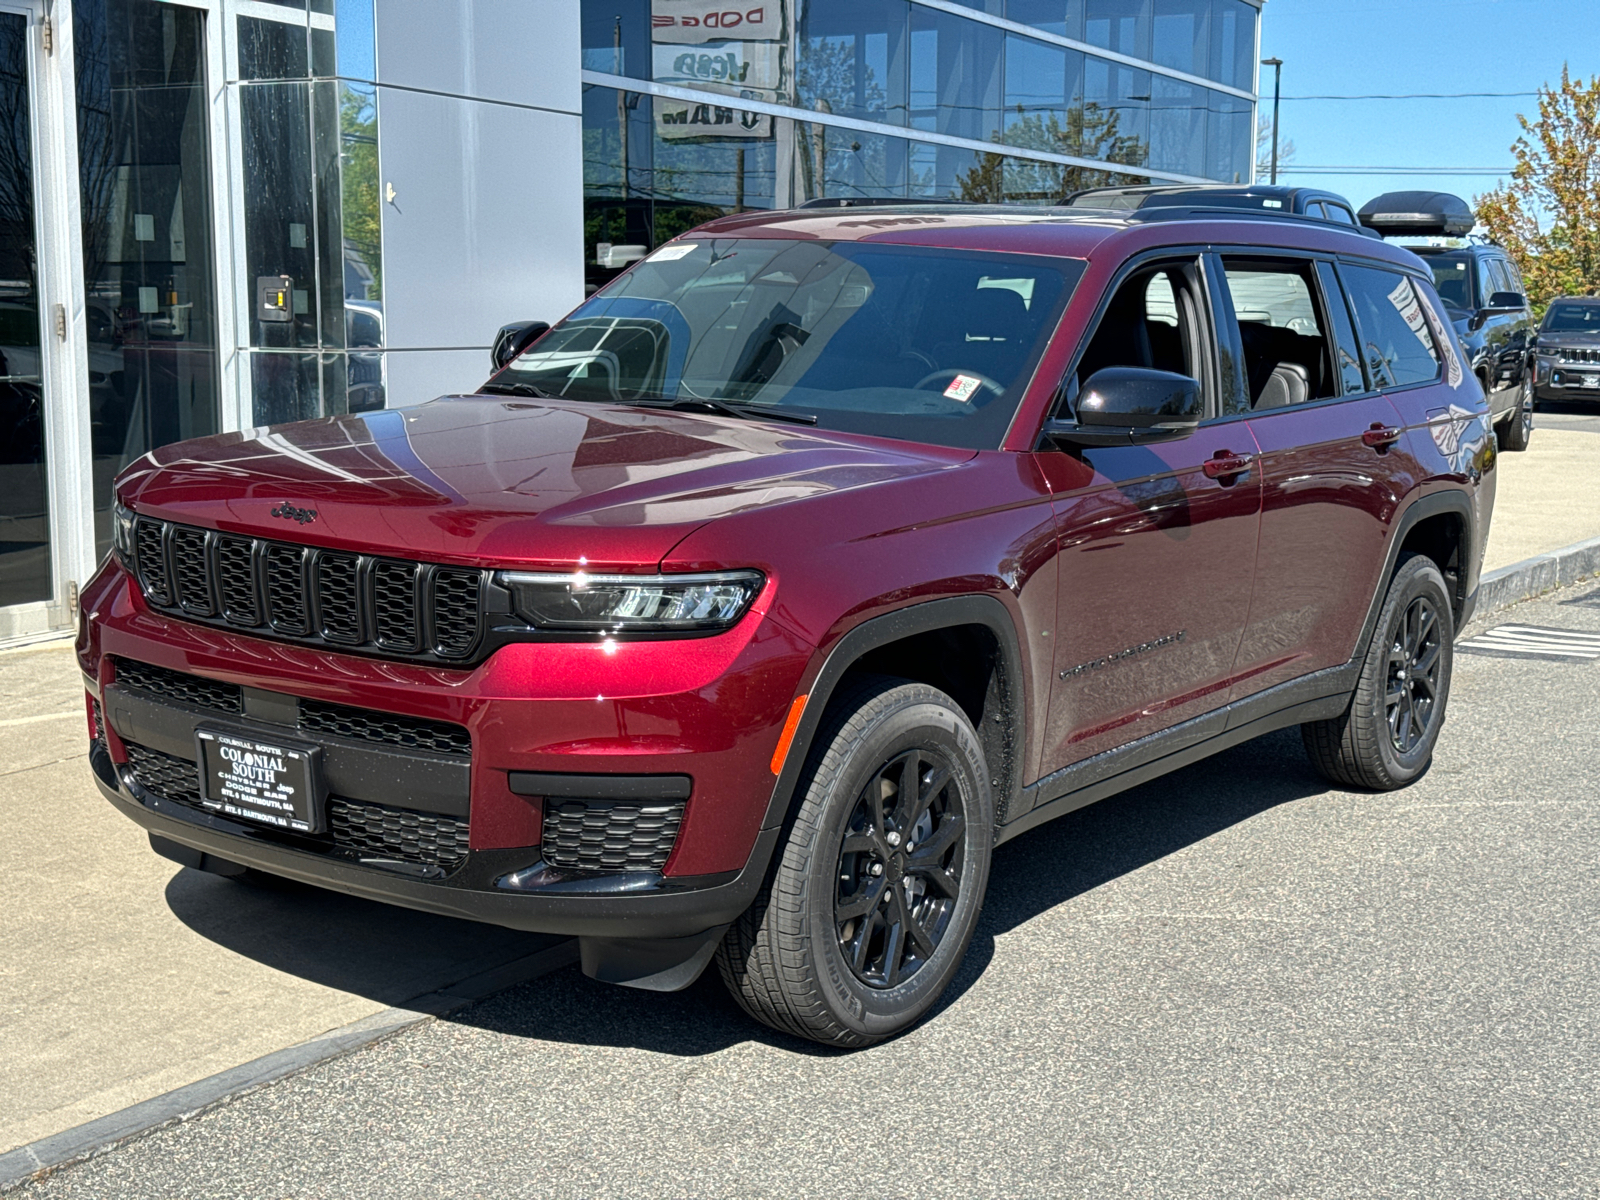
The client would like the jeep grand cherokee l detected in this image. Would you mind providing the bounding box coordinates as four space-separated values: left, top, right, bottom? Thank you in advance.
80 203 1495 1047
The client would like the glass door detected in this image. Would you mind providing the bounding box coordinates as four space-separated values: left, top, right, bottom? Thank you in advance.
0 9 51 608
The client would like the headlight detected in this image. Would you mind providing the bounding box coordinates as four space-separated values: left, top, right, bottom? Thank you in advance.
499 570 764 634
111 501 136 565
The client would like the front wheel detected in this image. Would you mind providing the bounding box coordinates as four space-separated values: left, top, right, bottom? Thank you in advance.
717 677 993 1047
1302 553 1454 790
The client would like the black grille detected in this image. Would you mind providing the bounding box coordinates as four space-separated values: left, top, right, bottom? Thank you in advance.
134 519 170 605
216 537 259 624
171 526 214 616
265 545 310 634
113 657 243 714
123 517 486 664
432 570 482 658
542 800 684 872
124 741 204 807
298 698 472 758
122 740 468 869
316 553 362 643
329 800 470 867
370 561 418 651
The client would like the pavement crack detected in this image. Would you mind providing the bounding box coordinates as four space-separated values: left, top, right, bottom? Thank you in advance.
0 753 87 780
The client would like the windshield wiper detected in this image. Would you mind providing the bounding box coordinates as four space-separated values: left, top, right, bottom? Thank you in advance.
623 395 818 426
479 380 558 398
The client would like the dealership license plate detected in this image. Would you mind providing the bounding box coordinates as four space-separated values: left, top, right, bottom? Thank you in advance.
195 726 325 833
1580 374 1600 389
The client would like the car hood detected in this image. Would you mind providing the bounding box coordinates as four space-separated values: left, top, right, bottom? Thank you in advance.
1537 331 1600 349
118 395 975 570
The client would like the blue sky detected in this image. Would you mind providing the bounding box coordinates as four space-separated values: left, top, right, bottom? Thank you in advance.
1256 0 1597 213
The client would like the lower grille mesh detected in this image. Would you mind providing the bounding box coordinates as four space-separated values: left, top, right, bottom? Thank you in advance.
542 800 684 872
113 657 244 714
120 740 469 869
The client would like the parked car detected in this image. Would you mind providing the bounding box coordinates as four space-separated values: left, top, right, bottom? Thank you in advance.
1064 182 1368 228
1532 295 1600 406
81 201 1495 1046
1358 191 1535 451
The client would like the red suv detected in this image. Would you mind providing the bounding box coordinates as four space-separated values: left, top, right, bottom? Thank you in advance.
80 204 1496 1046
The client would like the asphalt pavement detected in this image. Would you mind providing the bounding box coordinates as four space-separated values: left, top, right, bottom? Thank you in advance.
1534 396 1600 435
15 581 1599 1199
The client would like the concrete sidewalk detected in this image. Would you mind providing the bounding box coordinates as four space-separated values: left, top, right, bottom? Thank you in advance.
0 641 562 1157
1484 428 1600 571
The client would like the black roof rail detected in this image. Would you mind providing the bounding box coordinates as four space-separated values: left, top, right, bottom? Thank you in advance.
795 196 955 209
1120 204 1383 238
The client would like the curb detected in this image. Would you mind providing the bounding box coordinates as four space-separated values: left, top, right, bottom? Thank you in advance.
1475 534 1600 618
0 938 577 1193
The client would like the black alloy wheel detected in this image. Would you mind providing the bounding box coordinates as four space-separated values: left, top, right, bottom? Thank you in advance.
1500 372 1534 451
1386 595 1442 754
835 748 967 989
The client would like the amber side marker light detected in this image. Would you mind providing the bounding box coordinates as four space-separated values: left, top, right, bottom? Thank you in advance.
770 694 809 775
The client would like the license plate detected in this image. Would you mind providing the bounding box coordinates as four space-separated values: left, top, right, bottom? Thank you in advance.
195 726 326 833
1580 374 1600 389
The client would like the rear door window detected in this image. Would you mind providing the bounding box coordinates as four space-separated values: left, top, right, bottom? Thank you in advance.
1324 204 1357 225
1341 264 1442 389
1219 257 1338 409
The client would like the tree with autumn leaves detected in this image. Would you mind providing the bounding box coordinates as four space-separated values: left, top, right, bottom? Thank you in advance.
1476 68 1600 313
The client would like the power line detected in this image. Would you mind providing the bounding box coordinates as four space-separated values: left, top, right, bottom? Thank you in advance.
1281 91 1540 101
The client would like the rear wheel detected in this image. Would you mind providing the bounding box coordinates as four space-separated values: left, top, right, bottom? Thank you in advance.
1497 372 1534 452
716 677 993 1047
1302 554 1454 790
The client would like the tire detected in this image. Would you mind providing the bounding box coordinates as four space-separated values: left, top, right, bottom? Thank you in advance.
716 676 994 1047
1302 553 1454 790
1497 372 1534 452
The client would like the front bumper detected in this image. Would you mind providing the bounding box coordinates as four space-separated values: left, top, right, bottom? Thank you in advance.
79 556 812 941
90 747 780 939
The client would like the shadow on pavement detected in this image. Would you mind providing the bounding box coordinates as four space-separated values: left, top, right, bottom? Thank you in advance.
164 867 562 1008
441 726 1333 1058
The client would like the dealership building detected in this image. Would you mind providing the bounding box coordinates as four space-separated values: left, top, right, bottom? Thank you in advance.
1 0 1259 641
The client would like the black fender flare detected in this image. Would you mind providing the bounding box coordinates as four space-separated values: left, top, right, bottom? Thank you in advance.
1355 487 1477 656
757 594 1027 837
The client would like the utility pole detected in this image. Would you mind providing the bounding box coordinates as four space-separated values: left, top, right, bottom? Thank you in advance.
1260 57 1283 184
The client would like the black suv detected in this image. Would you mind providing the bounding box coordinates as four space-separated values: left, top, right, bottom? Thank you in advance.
1533 296 1600 406
1066 183 1366 227
1359 191 1535 451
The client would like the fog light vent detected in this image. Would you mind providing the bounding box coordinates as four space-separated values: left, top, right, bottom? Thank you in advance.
541 800 685 872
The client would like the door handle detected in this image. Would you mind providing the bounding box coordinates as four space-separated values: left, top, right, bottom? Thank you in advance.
1362 423 1402 450
1202 451 1253 480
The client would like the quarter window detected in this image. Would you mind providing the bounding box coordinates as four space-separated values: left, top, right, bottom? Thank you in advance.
1324 204 1357 225
1341 265 1442 389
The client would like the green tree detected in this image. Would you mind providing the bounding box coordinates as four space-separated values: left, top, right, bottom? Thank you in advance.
340 87 382 298
959 103 1148 203
1476 67 1600 312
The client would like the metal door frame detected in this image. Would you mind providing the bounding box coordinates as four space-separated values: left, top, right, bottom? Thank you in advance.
0 0 91 642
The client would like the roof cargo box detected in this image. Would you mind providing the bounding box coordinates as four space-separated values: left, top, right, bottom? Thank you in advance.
1358 191 1476 238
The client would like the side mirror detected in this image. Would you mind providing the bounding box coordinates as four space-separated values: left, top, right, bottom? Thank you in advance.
1485 291 1526 312
491 320 550 372
1043 367 1202 448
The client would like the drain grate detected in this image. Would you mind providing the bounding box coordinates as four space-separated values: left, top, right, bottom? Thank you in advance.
1457 624 1600 661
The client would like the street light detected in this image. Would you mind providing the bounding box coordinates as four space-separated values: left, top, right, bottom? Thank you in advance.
1261 57 1283 185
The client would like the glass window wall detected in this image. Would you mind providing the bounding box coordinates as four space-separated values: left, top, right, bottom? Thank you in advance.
73 0 221 564
233 0 383 425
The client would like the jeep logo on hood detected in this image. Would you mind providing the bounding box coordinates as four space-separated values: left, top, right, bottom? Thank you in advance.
270 502 318 525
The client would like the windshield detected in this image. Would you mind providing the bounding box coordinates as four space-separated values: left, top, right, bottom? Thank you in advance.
1422 252 1474 313
1543 303 1600 334
488 238 1083 450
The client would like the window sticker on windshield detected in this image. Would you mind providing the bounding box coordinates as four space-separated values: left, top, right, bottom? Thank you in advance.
944 374 983 403
649 243 699 262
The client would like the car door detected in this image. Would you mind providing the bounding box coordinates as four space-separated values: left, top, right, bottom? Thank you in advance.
1475 255 1517 413
1223 254 1415 700
1035 254 1262 774
1491 256 1533 396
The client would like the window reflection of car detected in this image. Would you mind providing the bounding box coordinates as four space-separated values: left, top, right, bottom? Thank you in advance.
344 300 385 412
